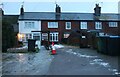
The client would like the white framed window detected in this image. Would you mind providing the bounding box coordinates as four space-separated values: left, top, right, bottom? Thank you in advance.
48 22 58 28
64 33 70 38
109 22 118 27
25 22 35 29
19 33 32 42
33 33 40 41
50 32 59 42
25 34 32 41
42 33 48 41
80 22 87 29
95 22 102 29
82 36 86 39
66 22 71 29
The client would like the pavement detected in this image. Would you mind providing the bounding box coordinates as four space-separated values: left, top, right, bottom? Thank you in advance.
1 45 119 76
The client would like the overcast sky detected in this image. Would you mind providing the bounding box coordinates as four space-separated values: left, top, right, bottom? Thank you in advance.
0 0 120 15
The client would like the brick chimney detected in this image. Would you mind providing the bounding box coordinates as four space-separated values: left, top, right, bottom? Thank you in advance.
94 4 101 16
20 5 24 15
55 4 61 20
93 4 101 20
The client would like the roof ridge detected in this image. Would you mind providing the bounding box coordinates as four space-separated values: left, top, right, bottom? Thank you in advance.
24 12 119 15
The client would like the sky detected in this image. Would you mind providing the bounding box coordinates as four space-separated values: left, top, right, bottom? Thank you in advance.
0 0 120 15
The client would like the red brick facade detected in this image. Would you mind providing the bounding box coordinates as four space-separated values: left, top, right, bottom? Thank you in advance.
41 20 120 44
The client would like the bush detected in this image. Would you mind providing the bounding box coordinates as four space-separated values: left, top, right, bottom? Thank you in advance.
2 20 16 52
18 41 23 47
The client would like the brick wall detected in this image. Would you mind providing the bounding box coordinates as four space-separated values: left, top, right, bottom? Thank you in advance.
41 20 120 44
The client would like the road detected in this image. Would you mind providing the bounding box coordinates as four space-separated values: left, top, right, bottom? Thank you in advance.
2 45 119 76
47 46 119 75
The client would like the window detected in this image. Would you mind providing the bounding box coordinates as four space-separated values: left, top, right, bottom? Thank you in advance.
22 36 25 42
25 34 32 41
64 33 70 38
42 33 48 40
95 22 102 29
33 33 40 41
66 22 71 29
18 33 32 42
25 22 35 29
109 22 118 27
50 32 59 42
82 36 86 39
80 22 87 29
48 22 58 28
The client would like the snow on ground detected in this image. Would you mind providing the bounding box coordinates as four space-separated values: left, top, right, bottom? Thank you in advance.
17 45 28 49
54 44 64 49
7 44 64 51
7 45 28 51
66 49 119 75
90 59 110 68
66 49 97 58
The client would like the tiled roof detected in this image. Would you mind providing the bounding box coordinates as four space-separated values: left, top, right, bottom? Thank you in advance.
19 12 119 21
99 14 119 20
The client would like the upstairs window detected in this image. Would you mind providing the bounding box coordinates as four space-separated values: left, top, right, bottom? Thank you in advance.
66 22 71 29
109 22 118 27
48 22 58 28
80 22 87 29
95 22 102 29
25 22 35 29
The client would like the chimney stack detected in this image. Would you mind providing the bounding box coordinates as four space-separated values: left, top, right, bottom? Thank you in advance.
94 4 101 16
55 4 61 20
55 4 61 14
0 3 4 15
0 8 4 15
20 5 24 15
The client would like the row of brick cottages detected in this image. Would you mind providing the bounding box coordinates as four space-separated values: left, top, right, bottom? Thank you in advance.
18 4 120 49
